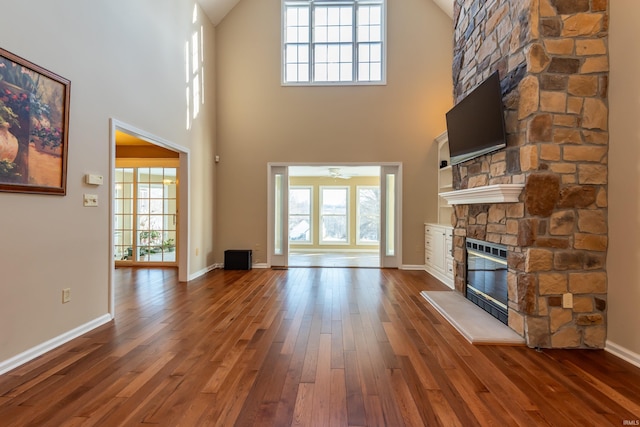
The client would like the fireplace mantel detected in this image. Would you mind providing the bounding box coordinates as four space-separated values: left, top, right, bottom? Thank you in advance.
439 184 524 205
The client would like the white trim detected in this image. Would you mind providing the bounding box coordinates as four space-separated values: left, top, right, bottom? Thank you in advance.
110 119 191 290
439 184 524 205
0 314 113 376
605 340 640 369
188 263 219 281
380 165 402 268
268 165 290 267
425 264 455 289
253 263 270 269
401 264 426 271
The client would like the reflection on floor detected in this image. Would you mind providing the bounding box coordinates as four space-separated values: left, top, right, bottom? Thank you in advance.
289 251 379 268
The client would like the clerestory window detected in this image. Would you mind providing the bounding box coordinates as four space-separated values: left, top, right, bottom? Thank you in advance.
283 0 385 85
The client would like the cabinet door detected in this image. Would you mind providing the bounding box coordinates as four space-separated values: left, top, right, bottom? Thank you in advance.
430 229 445 271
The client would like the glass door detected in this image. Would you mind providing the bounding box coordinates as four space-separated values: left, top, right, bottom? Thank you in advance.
114 166 178 265
269 165 289 267
380 164 401 268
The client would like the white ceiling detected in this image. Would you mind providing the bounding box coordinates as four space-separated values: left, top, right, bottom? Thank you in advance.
198 0 242 26
197 0 453 27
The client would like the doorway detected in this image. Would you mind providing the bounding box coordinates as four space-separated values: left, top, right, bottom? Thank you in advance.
268 163 402 268
109 119 191 317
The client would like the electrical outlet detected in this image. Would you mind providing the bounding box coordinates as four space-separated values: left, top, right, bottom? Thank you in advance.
62 288 71 303
562 293 573 309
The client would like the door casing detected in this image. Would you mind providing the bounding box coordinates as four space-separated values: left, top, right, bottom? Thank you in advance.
267 162 402 268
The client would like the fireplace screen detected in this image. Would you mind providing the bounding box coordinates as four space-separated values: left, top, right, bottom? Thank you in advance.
465 238 508 324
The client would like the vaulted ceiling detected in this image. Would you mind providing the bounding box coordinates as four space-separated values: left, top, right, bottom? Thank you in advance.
197 0 453 27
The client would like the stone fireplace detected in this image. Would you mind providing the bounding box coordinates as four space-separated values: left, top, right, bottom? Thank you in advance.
450 0 609 348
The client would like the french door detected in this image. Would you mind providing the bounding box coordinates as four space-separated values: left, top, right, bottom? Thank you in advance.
114 164 178 265
268 165 289 267
380 165 401 268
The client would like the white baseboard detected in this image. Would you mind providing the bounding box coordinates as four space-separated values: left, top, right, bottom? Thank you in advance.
401 264 427 271
605 340 640 369
0 314 113 376
252 263 269 269
188 263 219 281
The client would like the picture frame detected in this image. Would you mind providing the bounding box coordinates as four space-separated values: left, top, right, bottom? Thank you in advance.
0 47 70 195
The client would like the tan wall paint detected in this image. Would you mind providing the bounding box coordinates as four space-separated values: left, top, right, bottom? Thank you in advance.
215 0 454 265
289 176 380 251
608 1 640 358
0 1 216 363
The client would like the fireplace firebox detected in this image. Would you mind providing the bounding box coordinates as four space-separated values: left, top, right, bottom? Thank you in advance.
465 238 508 324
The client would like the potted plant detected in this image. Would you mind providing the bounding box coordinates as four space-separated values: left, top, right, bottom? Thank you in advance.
162 238 175 252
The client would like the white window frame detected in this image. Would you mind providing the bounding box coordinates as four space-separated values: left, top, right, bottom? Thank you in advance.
282 0 387 86
289 186 313 244
356 185 380 245
320 186 350 245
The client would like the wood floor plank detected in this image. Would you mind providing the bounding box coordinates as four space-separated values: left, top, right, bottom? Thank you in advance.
291 383 315 427
329 368 348 427
0 267 638 426
311 334 332 427
344 350 367 427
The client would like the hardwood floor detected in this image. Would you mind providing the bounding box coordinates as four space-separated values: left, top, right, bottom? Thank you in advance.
289 251 379 268
1 267 639 426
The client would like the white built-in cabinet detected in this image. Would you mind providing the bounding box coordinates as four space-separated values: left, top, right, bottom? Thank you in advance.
435 132 453 226
425 132 454 289
424 223 454 289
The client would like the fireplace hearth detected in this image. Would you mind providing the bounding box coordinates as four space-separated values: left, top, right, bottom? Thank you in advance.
465 238 508 324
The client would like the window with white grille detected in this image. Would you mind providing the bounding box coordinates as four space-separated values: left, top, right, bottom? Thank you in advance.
283 0 385 85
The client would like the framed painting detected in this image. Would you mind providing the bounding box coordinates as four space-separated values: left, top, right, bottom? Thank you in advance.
0 47 70 195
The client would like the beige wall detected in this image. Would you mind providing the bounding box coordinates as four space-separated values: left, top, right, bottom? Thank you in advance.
0 0 217 364
608 1 640 359
215 0 454 266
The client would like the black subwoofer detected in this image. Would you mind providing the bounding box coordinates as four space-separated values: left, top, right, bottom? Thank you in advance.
224 250 252 270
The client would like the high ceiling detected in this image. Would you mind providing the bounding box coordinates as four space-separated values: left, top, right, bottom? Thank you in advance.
197 0 242 26
197 0 453 27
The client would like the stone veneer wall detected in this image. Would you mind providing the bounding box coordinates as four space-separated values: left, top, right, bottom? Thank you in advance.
451 0 609 348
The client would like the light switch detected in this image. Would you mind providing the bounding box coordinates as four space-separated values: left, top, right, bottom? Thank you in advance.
85 174 103 185
84 194 98 207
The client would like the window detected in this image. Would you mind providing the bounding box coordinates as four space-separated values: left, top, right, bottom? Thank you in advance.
356 186 380 244
185 5 205 130
114 166 178 264
283 0 385 85
289 186 313 243
320 186 349 243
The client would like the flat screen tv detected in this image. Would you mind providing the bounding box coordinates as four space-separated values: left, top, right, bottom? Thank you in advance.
445 71 507 166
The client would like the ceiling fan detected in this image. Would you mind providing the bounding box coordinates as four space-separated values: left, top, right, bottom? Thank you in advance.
328 167 351 179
